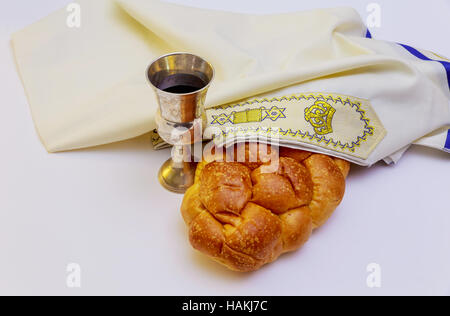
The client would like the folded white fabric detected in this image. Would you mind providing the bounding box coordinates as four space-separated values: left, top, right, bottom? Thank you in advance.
11 0 450 165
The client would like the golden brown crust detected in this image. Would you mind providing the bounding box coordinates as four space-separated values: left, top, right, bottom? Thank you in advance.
200 162 252 216
303 154 346 228
279 147 312 162
251 157 313 214
181 144 350 272
225 202 282 261
333 157 351 179
279 206 312 252
189 210 225 258
181 183 204 224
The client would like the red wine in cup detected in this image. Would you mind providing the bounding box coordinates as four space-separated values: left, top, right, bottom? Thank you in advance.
158 73 207 94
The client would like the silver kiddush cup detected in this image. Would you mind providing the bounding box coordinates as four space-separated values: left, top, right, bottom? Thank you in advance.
147 53 214 193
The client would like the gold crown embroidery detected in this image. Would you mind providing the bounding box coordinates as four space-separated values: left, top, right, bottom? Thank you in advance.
304 100 336 135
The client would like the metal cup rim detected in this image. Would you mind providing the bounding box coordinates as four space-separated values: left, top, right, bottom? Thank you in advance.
146 52 215 97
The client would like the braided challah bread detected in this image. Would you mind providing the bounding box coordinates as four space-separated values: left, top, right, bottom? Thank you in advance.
181 143 350 272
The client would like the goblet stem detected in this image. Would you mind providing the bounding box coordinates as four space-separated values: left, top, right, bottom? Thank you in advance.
157 144 196 194
171 144 186 168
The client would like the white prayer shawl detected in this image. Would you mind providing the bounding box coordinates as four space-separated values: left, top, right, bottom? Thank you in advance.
11 0 450 165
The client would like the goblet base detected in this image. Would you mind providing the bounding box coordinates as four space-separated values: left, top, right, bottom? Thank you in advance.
158 158 197 194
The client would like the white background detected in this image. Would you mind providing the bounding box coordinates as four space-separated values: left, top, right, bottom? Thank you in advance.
0 0 449 296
